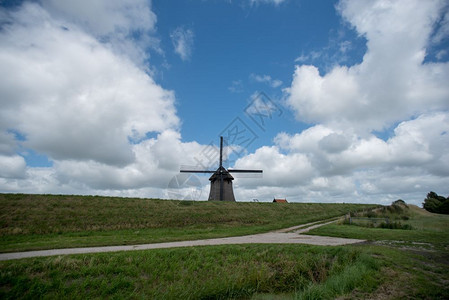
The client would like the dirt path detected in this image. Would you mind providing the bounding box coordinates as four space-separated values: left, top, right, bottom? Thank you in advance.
0 219 364 261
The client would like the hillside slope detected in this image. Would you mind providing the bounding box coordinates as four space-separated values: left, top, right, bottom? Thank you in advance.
0 193 376 252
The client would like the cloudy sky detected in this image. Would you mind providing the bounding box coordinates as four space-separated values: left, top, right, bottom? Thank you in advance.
1 0 448 205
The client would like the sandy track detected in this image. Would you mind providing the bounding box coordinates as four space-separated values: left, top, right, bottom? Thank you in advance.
0 219 364 261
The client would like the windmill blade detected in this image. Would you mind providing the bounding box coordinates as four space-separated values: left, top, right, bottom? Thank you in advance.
229 172 263 178
228 169 263 178
180 170 215 173
227 169 263 173
180 165 215 173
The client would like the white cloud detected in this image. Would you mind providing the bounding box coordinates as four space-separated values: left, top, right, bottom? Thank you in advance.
388 113 449 173
170 26 194 61
0 131 220 198
250 73 283 88
286 0 449 132
0 3 179 167
234 145 315 187
234 112 449 204
41 0 159 64
274 0 449 205
1 0 448 206
0 155 26 179
318 133 351 154
0 3 207 199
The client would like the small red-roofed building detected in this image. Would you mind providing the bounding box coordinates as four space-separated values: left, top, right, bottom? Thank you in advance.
273 198 288 203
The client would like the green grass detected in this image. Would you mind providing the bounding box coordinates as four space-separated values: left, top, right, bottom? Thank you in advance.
1 195 449 299
0 244 380 299
0 193 376 252
337 244 449 299
2 245 447 300
304 204 449 298
307 205 449 250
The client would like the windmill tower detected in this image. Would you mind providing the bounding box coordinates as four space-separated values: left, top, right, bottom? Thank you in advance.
181 136 262 201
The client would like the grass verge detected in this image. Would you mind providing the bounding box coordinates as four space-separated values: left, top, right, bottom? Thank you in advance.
0 244 380 299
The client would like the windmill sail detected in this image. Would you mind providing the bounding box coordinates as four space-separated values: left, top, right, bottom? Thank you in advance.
180 136 263 201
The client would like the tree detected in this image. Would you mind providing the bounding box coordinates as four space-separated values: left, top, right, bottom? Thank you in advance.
423 191 449 214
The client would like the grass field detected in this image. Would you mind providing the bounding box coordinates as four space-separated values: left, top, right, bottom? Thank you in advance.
306 203 449 299
0 193 375 252
1 194 448 299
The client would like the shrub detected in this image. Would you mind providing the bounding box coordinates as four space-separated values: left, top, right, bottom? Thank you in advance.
392 199 407 207
423 192 449 214
378 221 412 230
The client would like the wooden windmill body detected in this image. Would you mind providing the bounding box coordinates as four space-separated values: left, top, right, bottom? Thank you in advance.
181 137 262 201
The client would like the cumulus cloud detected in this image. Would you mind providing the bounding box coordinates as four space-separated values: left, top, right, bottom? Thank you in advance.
0 155 26 179
54 130 204 190
257 0 449 204
1 0 448 205
0 3 178 167
318 133 350 154
0 2 187 194
286 0 449 132
234 113 449 204
234 146 314 187
0 129 213 196
170 26 194 61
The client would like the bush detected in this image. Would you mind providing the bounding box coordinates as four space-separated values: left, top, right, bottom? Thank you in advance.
366 211 377 218
378 221 412 230
392 199 407 207
423 191 449 214
344 200 413 230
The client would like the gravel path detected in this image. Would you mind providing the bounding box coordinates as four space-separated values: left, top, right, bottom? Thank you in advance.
0 219 364 261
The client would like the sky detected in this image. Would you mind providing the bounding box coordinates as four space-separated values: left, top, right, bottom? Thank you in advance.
0 0 448 205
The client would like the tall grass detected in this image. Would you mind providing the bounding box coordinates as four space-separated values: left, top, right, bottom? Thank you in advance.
305 204 449 299
295 254 378 299
0 244 380 299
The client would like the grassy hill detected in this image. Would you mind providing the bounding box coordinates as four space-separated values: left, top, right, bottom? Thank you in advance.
1 194 448 299
0 193 376 252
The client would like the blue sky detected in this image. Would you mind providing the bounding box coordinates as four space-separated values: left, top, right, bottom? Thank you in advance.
0 0 448 205
152 0 367 148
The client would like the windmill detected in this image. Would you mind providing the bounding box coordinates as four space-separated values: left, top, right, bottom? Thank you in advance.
180 136 263 201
